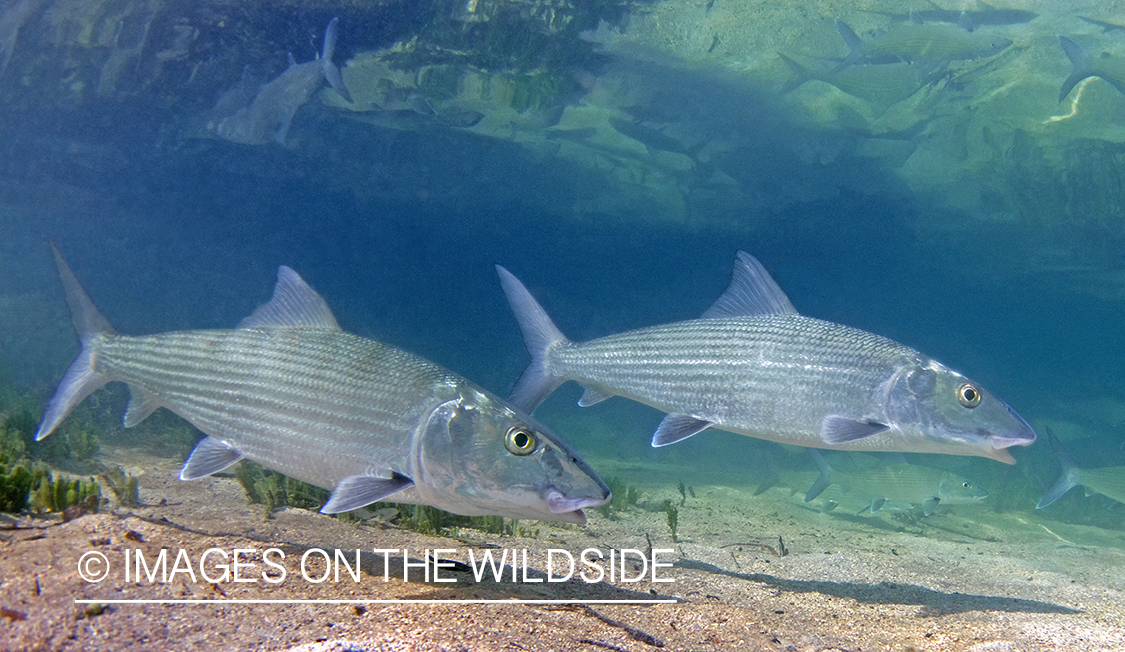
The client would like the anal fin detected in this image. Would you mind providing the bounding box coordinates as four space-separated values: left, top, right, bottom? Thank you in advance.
123 385 161 427
651 413 714 447
577 385 613 407
320 473 414 514
180 436 244 480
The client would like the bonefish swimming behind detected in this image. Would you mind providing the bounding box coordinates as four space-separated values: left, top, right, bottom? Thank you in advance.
38 246 610 523
496 251 1036 463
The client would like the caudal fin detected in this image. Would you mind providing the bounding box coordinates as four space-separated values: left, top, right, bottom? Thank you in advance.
35 245 116 441
495 265 569 412
777 53 811 94
1036 427 1080 508
831 20 865 73
1058 36 1093 103
320 17 353 103
804 449 834 503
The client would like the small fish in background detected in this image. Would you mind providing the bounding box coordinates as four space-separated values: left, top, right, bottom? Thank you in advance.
803 450 988 516
214 17 353 146
36 246 610 523
866 7 1038 31
495 251 1037 462
777 52 947 115
1057 36 1125 103
1037 427 1125 509
833 18 1012 73
1078 16 1125 34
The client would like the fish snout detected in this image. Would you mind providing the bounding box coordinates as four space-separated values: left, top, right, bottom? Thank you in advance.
995 404 1037 447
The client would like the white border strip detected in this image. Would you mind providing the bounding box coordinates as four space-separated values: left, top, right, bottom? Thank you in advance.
74 599 677 605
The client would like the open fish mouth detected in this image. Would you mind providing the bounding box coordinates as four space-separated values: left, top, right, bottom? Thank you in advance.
545 488 611 524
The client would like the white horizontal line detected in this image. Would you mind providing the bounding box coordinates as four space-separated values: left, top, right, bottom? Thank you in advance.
74 599 677 605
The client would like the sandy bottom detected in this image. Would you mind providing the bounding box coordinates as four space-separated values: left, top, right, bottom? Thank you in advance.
1 448 1123 652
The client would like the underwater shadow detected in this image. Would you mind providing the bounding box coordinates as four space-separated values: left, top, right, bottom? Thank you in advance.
675 558 1080 616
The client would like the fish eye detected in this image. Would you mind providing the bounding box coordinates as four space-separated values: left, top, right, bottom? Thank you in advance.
505 427 537 455
962 482 971 489
956 383 981 408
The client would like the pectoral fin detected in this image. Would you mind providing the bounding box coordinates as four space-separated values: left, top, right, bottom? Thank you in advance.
922 497 939 516
320 473 414 514
821 416 890 445
651 413 714 447
180 436 244 480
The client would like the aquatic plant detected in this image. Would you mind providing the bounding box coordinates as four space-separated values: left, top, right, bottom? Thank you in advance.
0 408 34 460
103 466 141 508
0 455 40 513
663 499 679 543
28 470 100 514
626 485 641 507
0 399 103 514
394 503 515 537
29 410 99 464
232 460 518 534
234 460 330 516
597 476 642 519
678 480 686 506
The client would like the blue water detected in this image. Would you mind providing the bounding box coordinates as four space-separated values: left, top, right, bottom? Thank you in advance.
1 1 1123 531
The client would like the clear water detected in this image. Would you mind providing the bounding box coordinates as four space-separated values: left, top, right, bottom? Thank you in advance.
0 0 1122 537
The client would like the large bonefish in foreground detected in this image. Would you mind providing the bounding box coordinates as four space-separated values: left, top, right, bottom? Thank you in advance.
496 251 1036 463
37 247 609 522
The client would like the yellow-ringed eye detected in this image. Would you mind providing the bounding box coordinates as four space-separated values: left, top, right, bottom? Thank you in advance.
956 383 981 408
505 427 537 455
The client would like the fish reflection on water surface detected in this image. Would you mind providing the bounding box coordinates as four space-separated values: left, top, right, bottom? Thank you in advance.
497 251 1036 463
36 247 609 523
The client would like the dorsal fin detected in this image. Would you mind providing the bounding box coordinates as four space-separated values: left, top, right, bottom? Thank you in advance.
956 10 976 32
238 266 342 330
701 251 798 319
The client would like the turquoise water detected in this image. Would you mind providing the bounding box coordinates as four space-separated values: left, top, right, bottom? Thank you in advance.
0 0 1122 538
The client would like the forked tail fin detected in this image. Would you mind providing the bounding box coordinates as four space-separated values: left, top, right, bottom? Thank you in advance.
1058 36 1093 103
804 448 834 503
320 17 353 103
1036 427 1080 508
494 265 569 412
35 245 116 440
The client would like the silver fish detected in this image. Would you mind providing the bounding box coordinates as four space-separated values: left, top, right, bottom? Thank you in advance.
778 53 946 114
834 19 1011 72
869 9 1037 30
804 450 987 516
37 246 609 523
1037 427 1125 509
216 17 352 145
496 251 1036 463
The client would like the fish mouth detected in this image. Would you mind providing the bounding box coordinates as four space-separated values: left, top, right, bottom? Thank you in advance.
545 488 611 525
984 406 1037 464
987 444 1018 465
